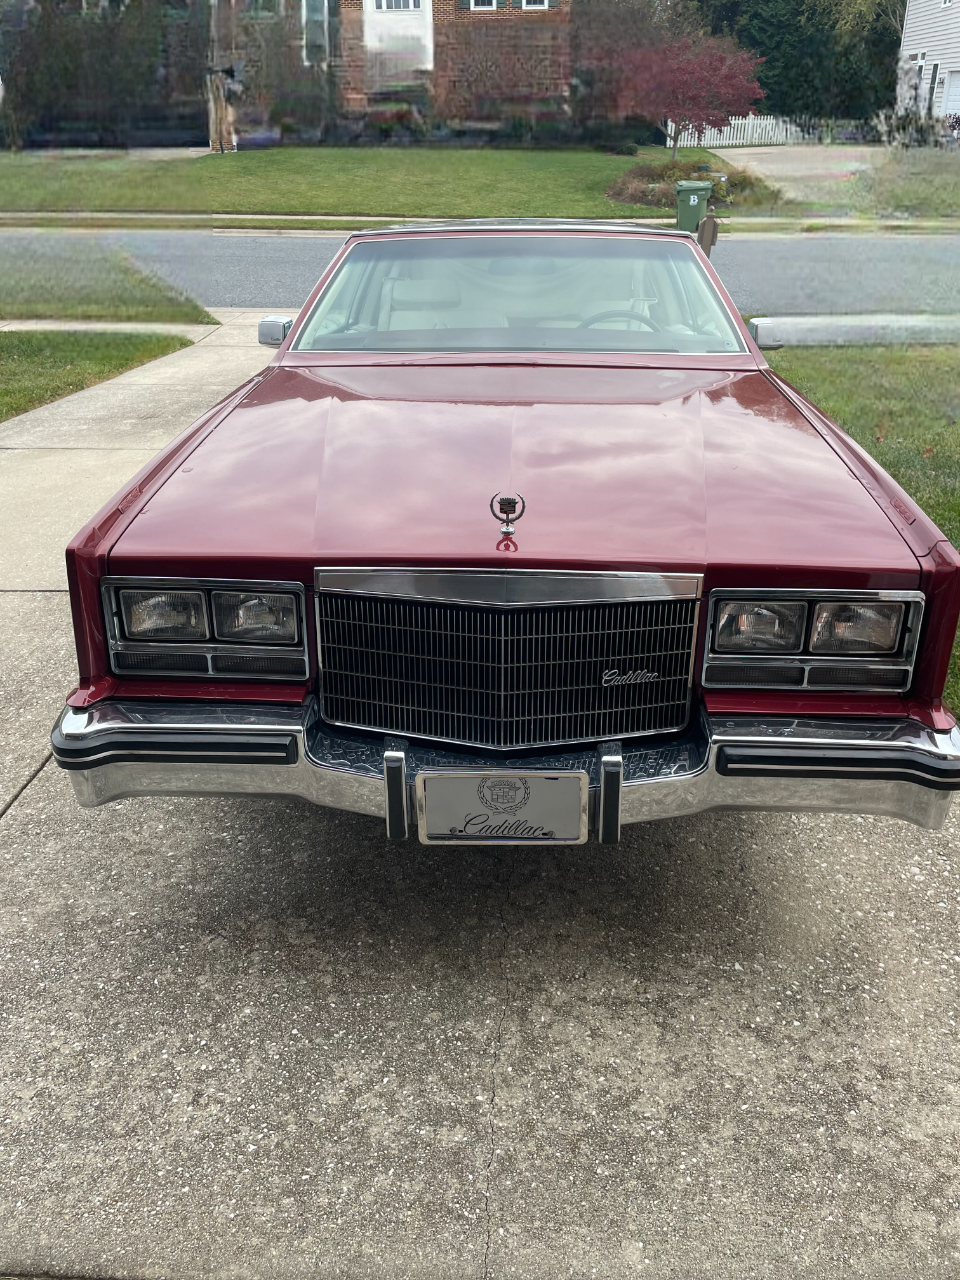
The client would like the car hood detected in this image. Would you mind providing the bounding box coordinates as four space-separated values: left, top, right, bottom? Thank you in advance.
110 363 919 585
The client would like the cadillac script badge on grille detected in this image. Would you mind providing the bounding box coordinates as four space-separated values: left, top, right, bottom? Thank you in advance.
490 492 525 535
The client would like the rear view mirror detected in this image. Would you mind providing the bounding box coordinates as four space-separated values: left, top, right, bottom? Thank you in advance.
259 316 293 347
747 318 784 351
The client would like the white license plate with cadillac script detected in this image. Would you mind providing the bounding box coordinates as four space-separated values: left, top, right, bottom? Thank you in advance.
415 771 590 845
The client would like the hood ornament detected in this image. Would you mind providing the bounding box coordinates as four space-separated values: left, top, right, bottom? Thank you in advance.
490 491 525 536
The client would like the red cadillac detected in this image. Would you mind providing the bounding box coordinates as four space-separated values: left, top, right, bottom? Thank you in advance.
51 222 960 842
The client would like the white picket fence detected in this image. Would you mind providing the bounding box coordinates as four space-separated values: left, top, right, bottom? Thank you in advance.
669 115 805 147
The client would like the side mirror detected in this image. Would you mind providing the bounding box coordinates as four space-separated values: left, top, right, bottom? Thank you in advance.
747 318 784 351
259 316 293 347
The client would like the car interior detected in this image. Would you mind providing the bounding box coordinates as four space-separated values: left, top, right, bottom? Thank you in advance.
294 236 746 353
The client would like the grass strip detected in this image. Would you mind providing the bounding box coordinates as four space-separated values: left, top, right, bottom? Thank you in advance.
0 331 190 422
767 345 960 714
861 148 960 220
0 237 215 323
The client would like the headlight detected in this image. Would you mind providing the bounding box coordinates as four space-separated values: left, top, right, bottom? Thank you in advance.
212 591 299 645
120 589 208 640
714 600 806 653
810 601 903 654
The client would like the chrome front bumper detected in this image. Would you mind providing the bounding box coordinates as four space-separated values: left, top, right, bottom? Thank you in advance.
51 699 960 834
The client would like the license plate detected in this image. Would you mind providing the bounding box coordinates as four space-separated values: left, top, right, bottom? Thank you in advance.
415 770 589 845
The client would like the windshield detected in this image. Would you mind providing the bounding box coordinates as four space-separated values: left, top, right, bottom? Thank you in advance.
292 234 746 355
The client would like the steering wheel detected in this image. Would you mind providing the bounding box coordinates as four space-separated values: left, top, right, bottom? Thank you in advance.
577 309 662 331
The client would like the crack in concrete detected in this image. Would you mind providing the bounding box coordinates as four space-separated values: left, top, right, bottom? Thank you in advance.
482 854 516 1280
0 751 51 823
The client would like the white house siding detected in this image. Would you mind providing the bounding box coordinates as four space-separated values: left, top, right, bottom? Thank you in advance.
900 0 960 114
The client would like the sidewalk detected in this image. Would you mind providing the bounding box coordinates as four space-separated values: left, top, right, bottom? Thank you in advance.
6 308 960 346
0 308 293 595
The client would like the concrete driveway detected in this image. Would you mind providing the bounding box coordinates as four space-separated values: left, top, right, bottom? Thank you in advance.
711 145 884 208
1 318 959 1280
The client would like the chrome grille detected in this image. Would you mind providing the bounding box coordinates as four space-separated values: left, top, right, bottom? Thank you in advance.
317 593 698 749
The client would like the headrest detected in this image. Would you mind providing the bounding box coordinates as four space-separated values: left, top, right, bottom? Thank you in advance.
631 263 659 303
390 279 461 310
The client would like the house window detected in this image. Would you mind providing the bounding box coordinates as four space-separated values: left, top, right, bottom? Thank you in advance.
928 62 941 112
375 0 421 8
522 0 548 6
470 0 496 8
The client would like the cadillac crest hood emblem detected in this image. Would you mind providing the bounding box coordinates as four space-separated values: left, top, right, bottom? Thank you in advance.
491 491 525 535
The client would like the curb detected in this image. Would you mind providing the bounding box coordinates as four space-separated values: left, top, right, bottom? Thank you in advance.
761 313 960 346
0 319 215 340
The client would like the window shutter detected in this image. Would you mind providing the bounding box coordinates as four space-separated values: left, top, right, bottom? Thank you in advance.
511 0 522 7
497 0 509 8
458 0 470 8
547 0 559 8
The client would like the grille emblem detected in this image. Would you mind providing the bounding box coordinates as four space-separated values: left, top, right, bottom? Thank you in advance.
602 668 660 686
478 776 530 814
490 491 525 535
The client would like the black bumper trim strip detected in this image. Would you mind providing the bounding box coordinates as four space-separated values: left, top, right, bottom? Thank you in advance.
51 729 298 771
717 745 960 792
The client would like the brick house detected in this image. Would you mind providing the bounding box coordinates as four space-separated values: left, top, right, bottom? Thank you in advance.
430 0 571 123
898 0 960 116
211 0 572 137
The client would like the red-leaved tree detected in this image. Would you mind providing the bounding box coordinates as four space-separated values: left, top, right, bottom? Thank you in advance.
576 31 764 158
660 38 765 158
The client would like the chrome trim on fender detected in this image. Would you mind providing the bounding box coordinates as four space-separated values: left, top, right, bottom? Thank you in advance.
51 700 960 832
314 567 703 606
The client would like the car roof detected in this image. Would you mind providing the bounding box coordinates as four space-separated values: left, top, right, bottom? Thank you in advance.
348 218 695 240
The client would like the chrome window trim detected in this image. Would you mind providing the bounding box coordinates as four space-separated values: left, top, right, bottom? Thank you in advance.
314 567 703 606
101 576 308 682
292 232 747 357
702 588 926 692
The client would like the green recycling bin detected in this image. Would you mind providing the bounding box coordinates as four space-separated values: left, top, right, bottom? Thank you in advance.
674 179 714 232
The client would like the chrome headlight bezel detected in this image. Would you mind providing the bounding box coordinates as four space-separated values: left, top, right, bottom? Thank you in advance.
703 588 924 693
102 577 309 681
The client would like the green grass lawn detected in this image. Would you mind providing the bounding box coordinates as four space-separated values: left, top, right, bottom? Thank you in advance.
0 151 206 213
0 331 190 421
0 146 720 218
767 346 960 714
861 147 960 219
0 237 214 322
202 146 724 218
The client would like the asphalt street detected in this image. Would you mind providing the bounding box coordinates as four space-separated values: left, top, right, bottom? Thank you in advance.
2 312 960 1277
112 229 960 315
5 228 960 314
